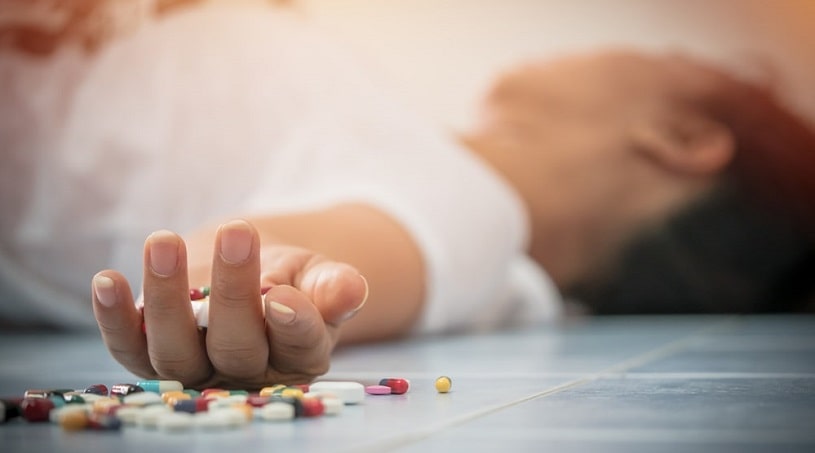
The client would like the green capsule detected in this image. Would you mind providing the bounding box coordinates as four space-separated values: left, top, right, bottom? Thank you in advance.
182 389 201 398
228 390 249 396
201 286 210 297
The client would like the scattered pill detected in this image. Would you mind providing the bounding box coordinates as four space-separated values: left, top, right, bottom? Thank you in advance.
59 410 88 431
435 376 452 393
87 412 122 431
379 378 410 395
136 380 184 394
201 388 228 398
301 397 325 417
246 394 270 408
157 412 194 432
189 288 205 301
23 389 50 399
76 393 104 403
83 384 109 396
161 390 189 404
259 385 285 397
21 397 54 422
110 383 144 398
91 397 121 413
136 405 172 429
321 397 343 416
258 402 294 422
62 392 86 404
1 398 22 423
182 389 201 398
207 395 249 409
280 388 304 400
123 391 163 407
50 405 89 424
309 381 365 405
365 385 392 395
114 406 142 426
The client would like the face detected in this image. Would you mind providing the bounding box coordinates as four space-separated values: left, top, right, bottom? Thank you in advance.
465 51 722 293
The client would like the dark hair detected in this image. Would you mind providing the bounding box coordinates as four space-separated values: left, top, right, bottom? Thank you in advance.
572 62 815 314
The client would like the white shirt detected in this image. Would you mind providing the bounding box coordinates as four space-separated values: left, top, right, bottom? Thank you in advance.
0 3 561 332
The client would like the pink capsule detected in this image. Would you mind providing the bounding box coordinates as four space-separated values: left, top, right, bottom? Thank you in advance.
189 288 205 301
378 378 410 395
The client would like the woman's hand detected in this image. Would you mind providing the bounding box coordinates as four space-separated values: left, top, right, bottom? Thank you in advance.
90 220 368 390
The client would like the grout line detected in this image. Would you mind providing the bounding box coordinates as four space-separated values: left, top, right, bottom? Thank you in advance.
347 316 740 453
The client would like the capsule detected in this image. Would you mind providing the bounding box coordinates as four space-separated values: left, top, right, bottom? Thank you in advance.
259 385 286 397
59 410 89 431
21 397 55 422
110 383 144 399
161 391 189 405
189 288 205 301
83 384 109 396
378 378 410 395
62 392 87 404
268 395 303 417
201 388 228 398
435 376 452 393
1 398 22 423
246 394 271 408
87 412 122 431
301 397 324 417
136 380 183 394
172 398 208 414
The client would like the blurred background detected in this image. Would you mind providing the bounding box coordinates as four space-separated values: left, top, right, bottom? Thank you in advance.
299 0 815 131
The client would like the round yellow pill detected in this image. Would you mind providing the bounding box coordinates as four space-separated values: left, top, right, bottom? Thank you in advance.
435 376 452 393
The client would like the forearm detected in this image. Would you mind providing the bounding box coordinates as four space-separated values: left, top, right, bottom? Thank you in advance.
183 203 426 345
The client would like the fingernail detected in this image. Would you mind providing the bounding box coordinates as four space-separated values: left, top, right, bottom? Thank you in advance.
341 274 369 322
220 220 253 265
93 274 116 308
148 230 179 277
354 274 369 312
267 300 296 325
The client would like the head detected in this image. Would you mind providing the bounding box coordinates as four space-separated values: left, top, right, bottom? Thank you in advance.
463 50 815 313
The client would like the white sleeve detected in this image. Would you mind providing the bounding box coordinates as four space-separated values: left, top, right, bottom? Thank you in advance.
2 3 557 333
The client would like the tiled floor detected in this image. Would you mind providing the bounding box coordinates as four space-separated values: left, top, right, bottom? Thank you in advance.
1 315 813 452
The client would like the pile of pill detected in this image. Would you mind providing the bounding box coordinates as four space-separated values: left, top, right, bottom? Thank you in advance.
0 376 451 432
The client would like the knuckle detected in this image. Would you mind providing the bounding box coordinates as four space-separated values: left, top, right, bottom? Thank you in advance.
149 350 208 381
208 342 267 375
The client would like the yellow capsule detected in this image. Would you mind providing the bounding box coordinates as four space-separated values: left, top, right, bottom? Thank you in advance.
259 385 286 397
161 391 189 404
165 395 192 407
435 376 452 394
59 411 89 431
92 397 121 413
205 390 230 399
280 388 304 400
232 403 253 421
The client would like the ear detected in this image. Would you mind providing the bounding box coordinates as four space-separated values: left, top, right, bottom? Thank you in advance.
629 113 735 176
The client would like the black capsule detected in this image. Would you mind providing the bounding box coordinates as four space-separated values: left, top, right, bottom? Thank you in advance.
0 398 23 423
